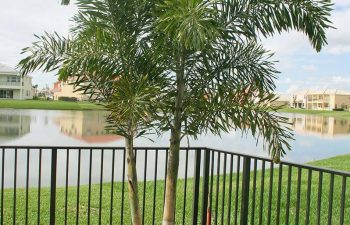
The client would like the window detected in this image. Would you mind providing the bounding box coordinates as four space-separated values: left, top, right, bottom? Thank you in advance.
0 90 14 99
6 76 20 83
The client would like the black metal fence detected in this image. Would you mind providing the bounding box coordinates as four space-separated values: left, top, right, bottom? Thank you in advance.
0 146 349 225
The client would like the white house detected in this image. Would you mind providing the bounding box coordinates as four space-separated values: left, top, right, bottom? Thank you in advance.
0 63 33 100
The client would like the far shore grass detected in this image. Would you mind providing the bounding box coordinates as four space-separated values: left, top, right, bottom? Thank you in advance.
1 154 349 224
0 99 104 110
279 107 350 119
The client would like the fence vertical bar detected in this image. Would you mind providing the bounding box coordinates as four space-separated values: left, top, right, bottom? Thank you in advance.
234 156 241 225
295 167 302 225
339 176 346 225
65 149 69 225
221 153 227 225
305 169 312 225
13 148 17 225
192 149 201 225
1 148 5 225
276 163 283 225
201 149 210 225
98 149 104 225
227 155 234 225
258 160 265 225
215 153 221 225
251 159 257 225
152 150 158 225
182 149 188 225
120 149 126 225
87 149 92 225
327 174 334 225
25 148 30 225
38 148 42 225
142 149 148 225
240 156 251 225
316 172 323 225
50 148 58 225
76 149 81 225
285 166 292 225
110 149 115 225
267 162 274 225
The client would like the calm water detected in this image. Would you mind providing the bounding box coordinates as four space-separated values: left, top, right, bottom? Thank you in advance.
0 109 350 187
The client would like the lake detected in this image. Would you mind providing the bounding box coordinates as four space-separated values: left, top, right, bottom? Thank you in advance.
0 109 350 187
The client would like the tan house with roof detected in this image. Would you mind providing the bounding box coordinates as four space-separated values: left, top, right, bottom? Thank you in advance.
270 94 292 107
52 77 88 101
304 89 350 111
0 63 33 99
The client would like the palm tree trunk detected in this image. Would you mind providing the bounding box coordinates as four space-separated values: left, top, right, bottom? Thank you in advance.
162 53 185 225
125 136 142 225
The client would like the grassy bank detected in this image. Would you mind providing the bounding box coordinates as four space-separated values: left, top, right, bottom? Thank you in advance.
1 155 349 224
279 108 350 119
0 99 104 110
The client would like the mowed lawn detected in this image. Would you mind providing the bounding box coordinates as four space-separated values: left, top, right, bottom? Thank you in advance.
279 108 350 119
1 155 350 224
0 100 103 110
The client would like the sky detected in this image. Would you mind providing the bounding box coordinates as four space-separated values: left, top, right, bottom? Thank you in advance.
0 0 349 93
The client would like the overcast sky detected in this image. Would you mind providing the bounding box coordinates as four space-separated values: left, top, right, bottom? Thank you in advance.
1 0 349 93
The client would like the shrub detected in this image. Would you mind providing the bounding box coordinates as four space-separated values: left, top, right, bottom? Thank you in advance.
58 96 78 102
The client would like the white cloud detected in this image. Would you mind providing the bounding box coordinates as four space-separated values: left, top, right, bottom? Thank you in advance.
325 8 350 54
284 75 350 93
302 64 317 72
0 0 77 88
333 0 350 8
262 2 350 56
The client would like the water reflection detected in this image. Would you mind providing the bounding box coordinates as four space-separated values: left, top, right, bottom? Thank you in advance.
1 109 350 187
0 110 121 145
289 114 350 138
53 111 122 143
0 110 31 143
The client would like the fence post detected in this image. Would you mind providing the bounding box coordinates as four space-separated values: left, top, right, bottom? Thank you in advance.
201 149 210 225
240 156 251 225
192 149 201 225
50 148 57 225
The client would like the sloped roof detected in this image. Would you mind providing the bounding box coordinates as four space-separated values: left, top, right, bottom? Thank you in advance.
0 63 18 75
276 94 292 101
306 89 350 95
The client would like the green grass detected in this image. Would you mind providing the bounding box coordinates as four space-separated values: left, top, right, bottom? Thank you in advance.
308 154 350 171
0 99 103 110
279 108 350 119
1 155 349 224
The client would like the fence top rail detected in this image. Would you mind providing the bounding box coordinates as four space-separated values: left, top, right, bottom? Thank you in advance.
1 145 349 177
206 147 350 177
0 146 204 151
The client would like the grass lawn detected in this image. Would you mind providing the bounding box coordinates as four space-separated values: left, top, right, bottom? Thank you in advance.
0 99 103 110
279 108 350 119
1 155 349 224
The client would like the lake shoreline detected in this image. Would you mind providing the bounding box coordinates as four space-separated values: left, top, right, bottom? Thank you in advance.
279 108 350 119
0 99 104 111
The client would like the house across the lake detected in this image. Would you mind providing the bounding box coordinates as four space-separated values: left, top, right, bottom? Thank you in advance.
304 89 350 111
270 94 292 107
0 63 33 100
52 77 88 101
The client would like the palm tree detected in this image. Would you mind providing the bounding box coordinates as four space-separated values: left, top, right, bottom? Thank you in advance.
154 1 333 224
19 1 333 225
18 1 166 224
